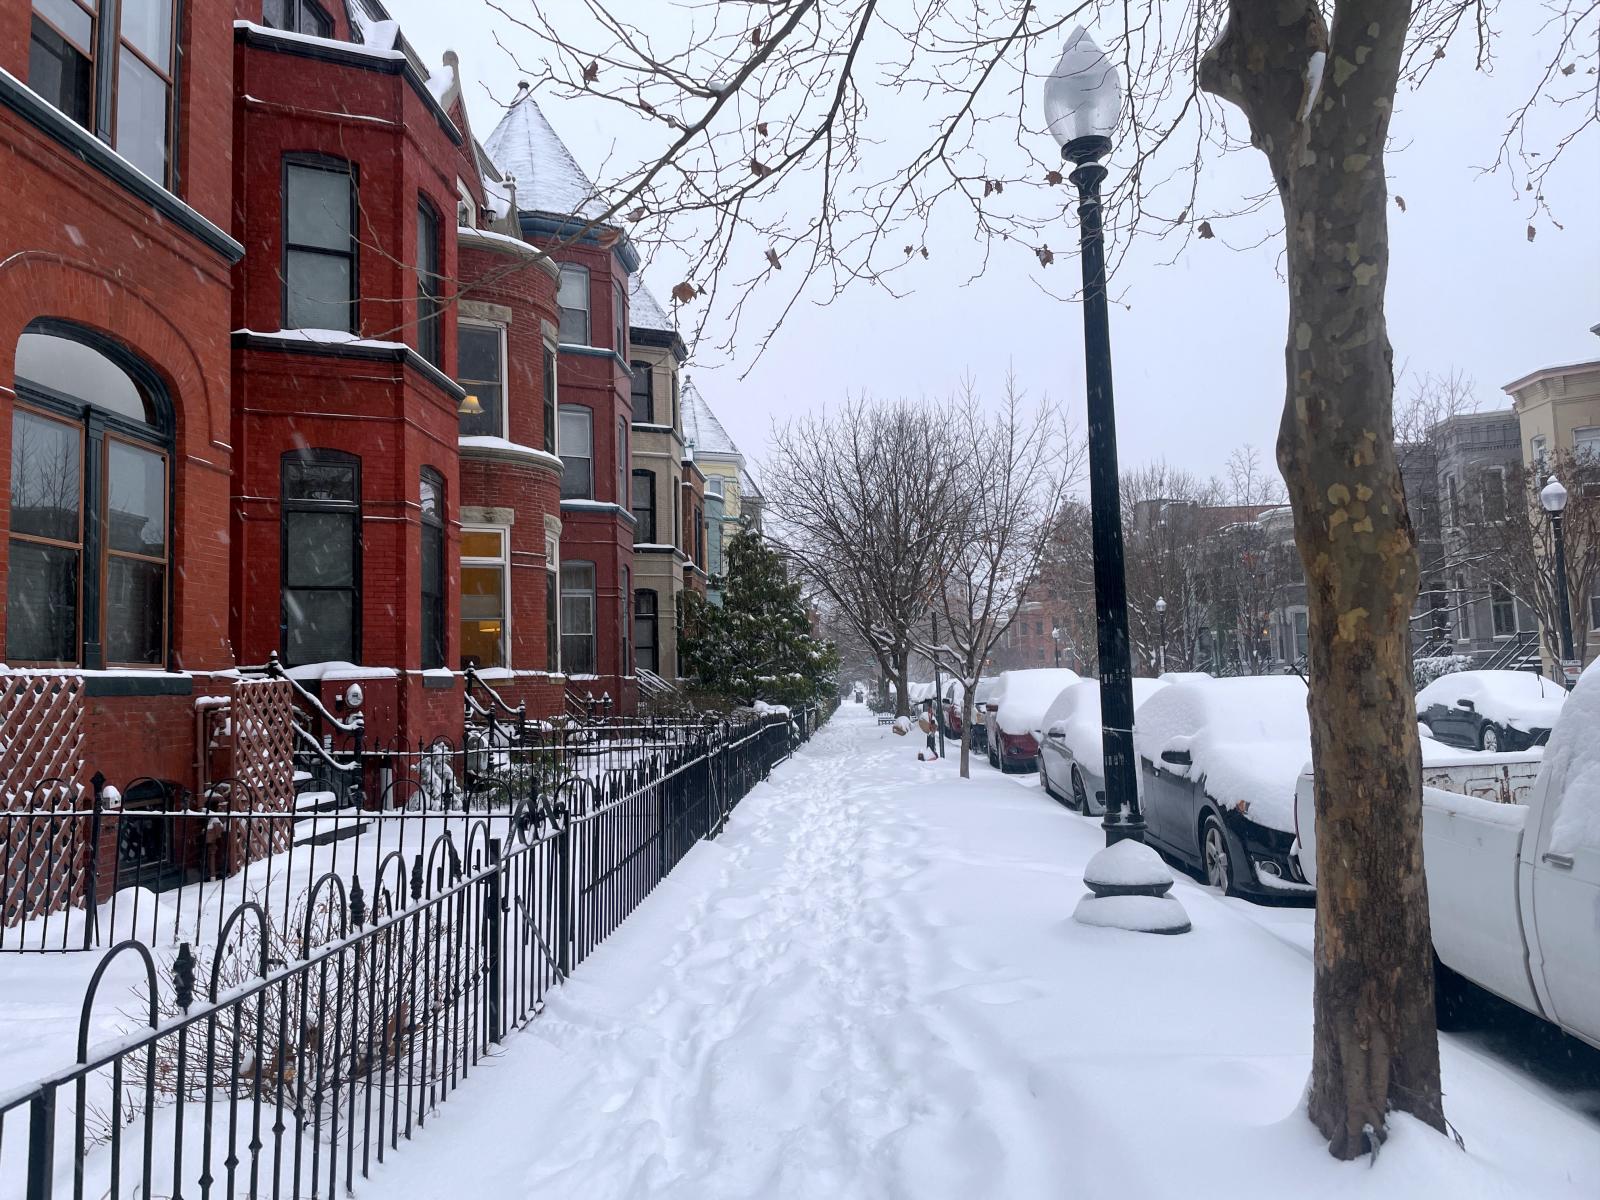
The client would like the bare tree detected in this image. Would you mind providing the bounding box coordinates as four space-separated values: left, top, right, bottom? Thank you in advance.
766 395 968 715
933 379 1077 777
485 0 1597 1158
1460 450 1600 668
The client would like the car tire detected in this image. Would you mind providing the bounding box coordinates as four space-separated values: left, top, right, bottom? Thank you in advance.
1479 724 1501 753
1201 813 1234 895
1071 767 1090 813
1433 952 1476 1031
1038 759 1052 797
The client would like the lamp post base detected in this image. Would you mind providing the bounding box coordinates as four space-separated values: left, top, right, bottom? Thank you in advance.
1075 840 1191 935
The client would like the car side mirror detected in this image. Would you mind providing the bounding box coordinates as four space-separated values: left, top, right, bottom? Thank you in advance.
1160 749 1192 767
1457 699 1475 712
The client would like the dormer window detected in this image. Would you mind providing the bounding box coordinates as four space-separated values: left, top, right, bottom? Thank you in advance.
262 0 333 38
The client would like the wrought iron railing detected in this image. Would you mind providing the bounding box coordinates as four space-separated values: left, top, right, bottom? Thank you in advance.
0 706 819 1198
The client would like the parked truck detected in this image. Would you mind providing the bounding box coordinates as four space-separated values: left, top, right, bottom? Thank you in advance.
1293 673 1600 1049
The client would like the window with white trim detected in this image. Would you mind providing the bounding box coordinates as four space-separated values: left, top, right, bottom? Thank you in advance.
559 405 592 499
1574 427 1600 460
460 527 509 670
557 264 589 345
560 560 595 674
1491 583 1517 637
457 321 505 438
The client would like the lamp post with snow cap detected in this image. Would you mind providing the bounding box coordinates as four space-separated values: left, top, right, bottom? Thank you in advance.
1044 27 1142 846
1155 596 1168 675
1541 476 1577 684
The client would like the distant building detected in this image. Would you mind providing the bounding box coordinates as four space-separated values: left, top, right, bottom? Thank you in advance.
681 379 760 601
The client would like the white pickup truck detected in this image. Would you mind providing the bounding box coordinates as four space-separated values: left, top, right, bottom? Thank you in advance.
1293 673 1600 1050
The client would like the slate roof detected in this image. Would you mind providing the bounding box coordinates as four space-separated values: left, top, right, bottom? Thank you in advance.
483 88 606 220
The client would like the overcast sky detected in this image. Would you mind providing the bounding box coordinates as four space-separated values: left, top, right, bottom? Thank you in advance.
386 1 1599 487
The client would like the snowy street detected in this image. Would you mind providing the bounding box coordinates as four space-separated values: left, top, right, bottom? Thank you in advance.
355 702 1600 1200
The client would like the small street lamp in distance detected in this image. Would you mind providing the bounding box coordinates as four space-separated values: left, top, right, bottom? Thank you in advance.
1052 624 1063 668
1043 27 1143 847
1541 476 1578 686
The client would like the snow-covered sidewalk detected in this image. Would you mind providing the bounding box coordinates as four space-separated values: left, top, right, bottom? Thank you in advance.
354 703 1599 1199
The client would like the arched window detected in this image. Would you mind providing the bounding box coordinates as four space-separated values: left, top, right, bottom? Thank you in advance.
281 449 360 665
8 322 171 667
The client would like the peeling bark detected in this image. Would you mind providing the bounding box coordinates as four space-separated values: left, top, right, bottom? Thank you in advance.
1203 0 1446 1158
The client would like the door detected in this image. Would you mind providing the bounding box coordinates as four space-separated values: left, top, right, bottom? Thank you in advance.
1140 755 1188 853
1528 797 1600 1046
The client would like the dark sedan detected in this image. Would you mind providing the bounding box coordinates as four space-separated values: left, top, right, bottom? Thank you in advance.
1415 670 1566 753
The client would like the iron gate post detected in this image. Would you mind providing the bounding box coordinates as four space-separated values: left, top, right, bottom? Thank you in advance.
486 838 504 1043
27 1090 55 1200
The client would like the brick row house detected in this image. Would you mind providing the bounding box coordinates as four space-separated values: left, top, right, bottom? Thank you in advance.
0 0 654 904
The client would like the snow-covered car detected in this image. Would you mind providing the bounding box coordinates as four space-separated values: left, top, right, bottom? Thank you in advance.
1294 665 1600 1049
1037 678 1168 814
983 668 1080 772
1416 669 1566 752
1134 675 1315 901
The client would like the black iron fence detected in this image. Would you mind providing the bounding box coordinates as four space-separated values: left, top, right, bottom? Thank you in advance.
2 708 822 955
0 706 821 1198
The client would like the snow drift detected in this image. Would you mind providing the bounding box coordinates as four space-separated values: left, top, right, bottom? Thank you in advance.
992 669 1080 736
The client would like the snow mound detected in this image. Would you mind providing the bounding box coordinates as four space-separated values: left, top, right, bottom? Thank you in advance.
1134 676 1311 833
1543 659 1600 854
1415 669 1566 733
1073 892 1191 935
891 715 912 736
1082 839 1174 894
1036 677 1167 774
993 669 1080 736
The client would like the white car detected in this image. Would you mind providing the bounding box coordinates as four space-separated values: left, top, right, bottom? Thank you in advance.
1036 678 1168 814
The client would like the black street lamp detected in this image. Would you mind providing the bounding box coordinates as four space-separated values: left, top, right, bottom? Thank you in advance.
1045 28 1142 846
1541 476 1577 683
1155 596 1168 675
1052 625 1063 668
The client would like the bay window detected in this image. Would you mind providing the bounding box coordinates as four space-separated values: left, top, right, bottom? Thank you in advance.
557 265 589 345
559 405 592 499
560 560 596 675
416 199 443 366
631 360 654 423
632 470 656 543
7 323 170 668
282 450 360 666
457 321 505 438
420 470 446 669
284 157 357 332
461 528 509 670
634 589 659 674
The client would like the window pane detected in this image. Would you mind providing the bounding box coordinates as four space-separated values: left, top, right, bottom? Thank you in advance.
115 48 169 182
107 440 165 555
287 165 353 251
542 347 557 454
546 570 559 673
5 539 78 661
261 0 288 27
420 473 443 521
29 17 93 126
35 0 93 48
421 524 443 596
105 556 164 664
284 589 355 664
560 456 591 501
461 530 502 560
120 0 173 72
631 362 653 423
558 407 591 454
559 406 592 499
286 512 355 587
458 382 502 437
458 325 502 384
632 473 655 543
460 563 505 669
15 332 149 423
298 0 333 38
285 250 354 331
285 461 357 502
558 267 589 344
11 409 81 542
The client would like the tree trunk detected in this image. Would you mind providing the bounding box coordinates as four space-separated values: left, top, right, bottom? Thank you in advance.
893 645 911 716
960 690 975 778
1203 0 1445 1158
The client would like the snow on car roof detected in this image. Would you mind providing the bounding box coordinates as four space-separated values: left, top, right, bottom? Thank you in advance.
1416 670 1567 732
1134 675 1312 833
993 669 1081 736
1039 678 1168 776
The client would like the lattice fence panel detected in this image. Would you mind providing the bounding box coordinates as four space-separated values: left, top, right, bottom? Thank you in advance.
228 678 296 867
0 673 87 924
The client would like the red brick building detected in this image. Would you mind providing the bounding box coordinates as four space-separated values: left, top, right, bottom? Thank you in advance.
485 88 640 713
2 0 574 814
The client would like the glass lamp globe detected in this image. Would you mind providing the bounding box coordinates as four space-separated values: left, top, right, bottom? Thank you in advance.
1043 26 1122 156
1155 596 1167 614
1541 477 1569 514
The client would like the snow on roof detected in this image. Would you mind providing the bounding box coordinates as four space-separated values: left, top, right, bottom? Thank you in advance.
1038 677 1168 777
740 466 764 499
629 275 674 334
1416 670 1567 733
484 87 606 220
681 379 739 458
1133 675 1312 833
992 669 1081 736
